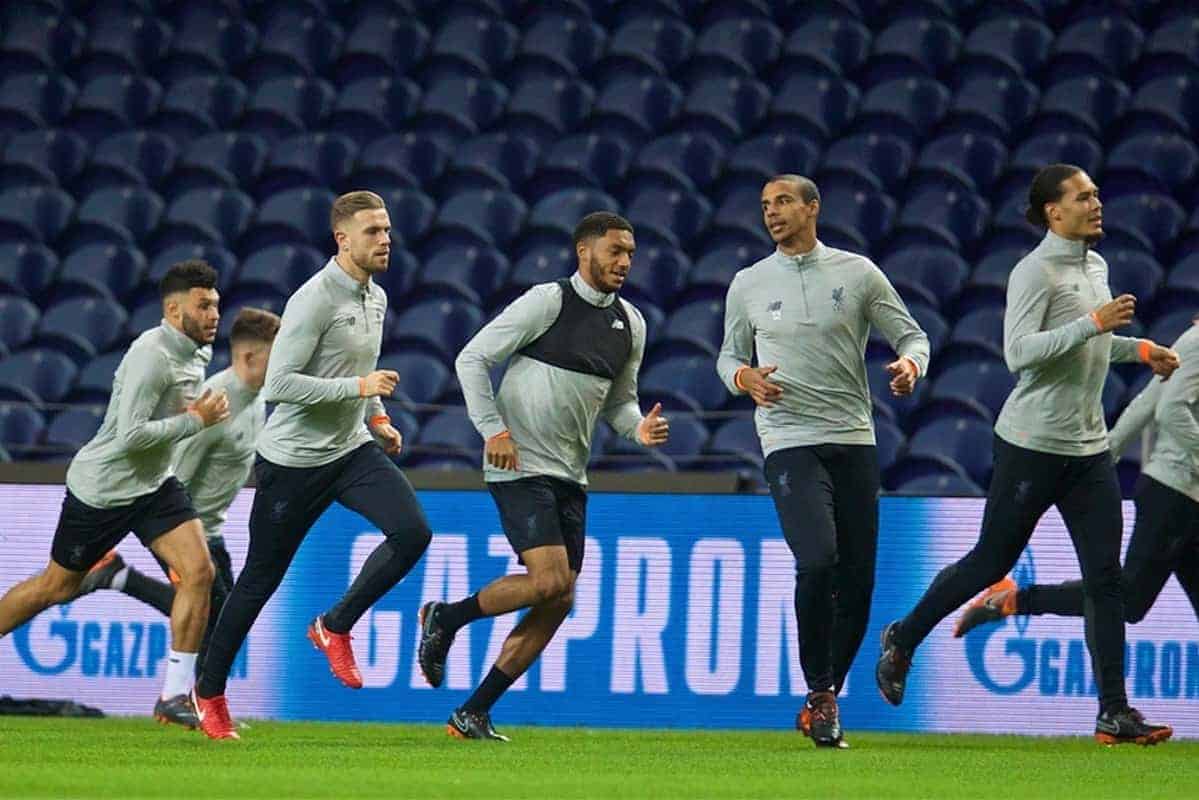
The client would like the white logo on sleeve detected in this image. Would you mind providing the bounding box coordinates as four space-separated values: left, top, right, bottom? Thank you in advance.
611 319 625 330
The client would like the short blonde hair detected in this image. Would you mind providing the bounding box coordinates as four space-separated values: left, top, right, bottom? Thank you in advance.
330 190 385 232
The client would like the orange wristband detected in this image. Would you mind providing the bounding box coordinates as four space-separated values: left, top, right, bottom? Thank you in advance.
1138 340 1153 364
369 415 390 428
734 366 750 392
488 430 511 442
358 377 367 397
1089 311 1103 332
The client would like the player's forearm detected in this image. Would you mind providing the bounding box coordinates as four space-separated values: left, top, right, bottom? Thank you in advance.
120 412 203 451
1108 380 1161 457
1004 317 1095 371
604 401 644 442
263 370 360 405
456 348 507 439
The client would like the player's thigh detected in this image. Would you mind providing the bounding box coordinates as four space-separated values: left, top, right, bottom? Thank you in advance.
550 478 587 573
149 518 213 585
828 444 880 571
765 446 836 569
246 456 337 569
489 477 571 581
973 436 1058 566
1058 453 1124 579
335 444 431 539
1122 477 1188 620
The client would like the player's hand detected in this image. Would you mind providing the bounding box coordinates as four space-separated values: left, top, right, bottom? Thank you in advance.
1092 294 1136 332
637 402 670 447
1145 342 1180 380
739 365 783 407
372 422 403 455
360 370 399 398
885 357 919 397
188 388 230 428
486 432 520 471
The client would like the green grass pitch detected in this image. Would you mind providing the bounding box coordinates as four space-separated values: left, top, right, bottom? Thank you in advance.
1 717 1196 799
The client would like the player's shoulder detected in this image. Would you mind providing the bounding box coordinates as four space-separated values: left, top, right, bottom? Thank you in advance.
616 295 645 327
730 251 779 289
1173 321 1199 352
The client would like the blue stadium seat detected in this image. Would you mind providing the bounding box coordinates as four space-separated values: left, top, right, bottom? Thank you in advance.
513 14 606 79
867 299 948 361
1163 252 1199 311
256 132 358 198
626 132 725 196
54 244 146 303
147 243 238 293
626 188 712 249
75 14 171 80
371 248 419 301
240 77 335 143
863 17 962 86
425 14 519 80
171 132 269 198
895 473 983 496
645 410 708 467
725 133 820 187
767 76 859 142
1049 15 1144 79
528 133 631 198
912 133 1007 194
595 16 694 82
442 133 540 196
376 350 451 408
1137 15 1199 85
943 305 1005 366
158 13 258 83
0 73 76 132
687 244 758 297
881 247 969 310
819 133 912 194
0 402 45 456
127 298 164 335
1104 134 1199 199
866 353 929 426
945 76 1039 139
0 295 39 353
37 296 128 364
236 244 324 299
928 359 1015 424
0 12 84 74
216 295 285 341
2 129 88 188
64 350 115 402
500 244 574 298
242 187 333 253
689 18 783 82
411 77 509 148
43 407 104 454
705 417 762 465
1033 75 1131 139
959 16 1053 81
710 184 772 247
67 75 162 144
61 187 164 251
241 16 343 83
79 130 177 195
654 299 724 359
505 77 596 148
874 418 907 474
0 348 77 403
774 16 871 81
894 188 990 253
819 188 896 253
431 190 527 250
1148 309 1197 347
335 15 428 84
351 132 447 192
0 186 74 243
151 75 248 146
1099 194 1185 258
378 188 436 248
415 245 509 306
639 354 728 413
526 188 620 239
328 77 421 146
855 78 949 142
1105 249 1163 310
588 76 683 145
621 245 689 311
906 416 994 487
157 188 256 252
1102 371 1127 426
0 242 57 299
388 298 484 362
1003 132 1103 196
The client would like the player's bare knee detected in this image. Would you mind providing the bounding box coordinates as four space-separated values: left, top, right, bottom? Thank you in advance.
531 569 572 604
42 570 83 604
175 555 216 589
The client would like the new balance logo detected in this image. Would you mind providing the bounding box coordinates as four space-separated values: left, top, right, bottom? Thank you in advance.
611 319 625 330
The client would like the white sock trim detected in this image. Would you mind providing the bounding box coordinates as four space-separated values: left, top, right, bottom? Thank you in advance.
162 649 198 700
110 566 130 592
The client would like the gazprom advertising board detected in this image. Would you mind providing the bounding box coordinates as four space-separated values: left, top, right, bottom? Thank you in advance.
1 485 1195 736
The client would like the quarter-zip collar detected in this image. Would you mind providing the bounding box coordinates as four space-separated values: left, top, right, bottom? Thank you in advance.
571 271 616 308
1040 229 1090 261
159 319 206 358
776 240 826 270
326 257 372 296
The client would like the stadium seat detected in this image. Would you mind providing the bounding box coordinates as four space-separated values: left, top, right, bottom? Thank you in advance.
151 75 249 146
0 243 57 299
79 130 177 195
873 418 907 474
240 77 335 143
67 75 163 144
171 132 269 199
0 12 85 74
241 15 343 83
513 14 606 79
54 244 146 303
415 245 509 306
639 355 728 414
443 133 540 195
818 188 896 253
0 186 74 243
644 410 708 467
0 295 39 353
625 188 712 249
1163 252 1199 311
1104 249 1163 310
1104 134 1199 199
626 132 725 196
927 358 1016 425
959 16 1053 81
0 403 45 456
2 129 88 188
236 187 332 254
1137 14 1199 84
587 76 683 145
689 17 783 82
127 298 165 335
945 76 1039 139
881 247 969 310
411 77 509 148
424 14 519 81
526 188 620 239
351 132 447 192
819 133 912 194
774 16 871 81
501 245 575 298
158 13 258 82
1099 194 1186 258
1148 309 1197 347
36 296 128 364
527 133 631 198
147 243 238 294
1049 15 1144 79
855 77 950 143
334 15 429 85
862 17 962 86
236 244 324 299
42 407 104 455
1002 132 1103 197
621 245 689 311
594 16 694 81
75 14 171 80
912 133 1007 194
767 76 859 142
705 416 762 466
866 353 929 426
60 186 164 251
906 416 994 487
894 188 990 254
256 132 358 198
709 184 772 246
654 299 724 360
0 73 77 131
431 190 527 250
725 133 820 187
687 244 759 297
157 188 256 253
1032 75 1131 139
388 298 484 362
327 76 421 147
376 350 451 408
0 348 77 404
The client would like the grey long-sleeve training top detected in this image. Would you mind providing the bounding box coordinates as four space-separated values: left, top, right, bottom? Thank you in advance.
716 242 930 456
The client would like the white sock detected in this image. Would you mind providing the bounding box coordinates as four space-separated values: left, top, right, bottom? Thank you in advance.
162 649 197 700
110 566 130 592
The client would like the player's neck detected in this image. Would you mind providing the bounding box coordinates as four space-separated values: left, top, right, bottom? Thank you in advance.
777 232 817 257
334 252 370 285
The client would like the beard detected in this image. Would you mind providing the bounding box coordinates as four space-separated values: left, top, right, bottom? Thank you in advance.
587 253 618 293
180 310 212 345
